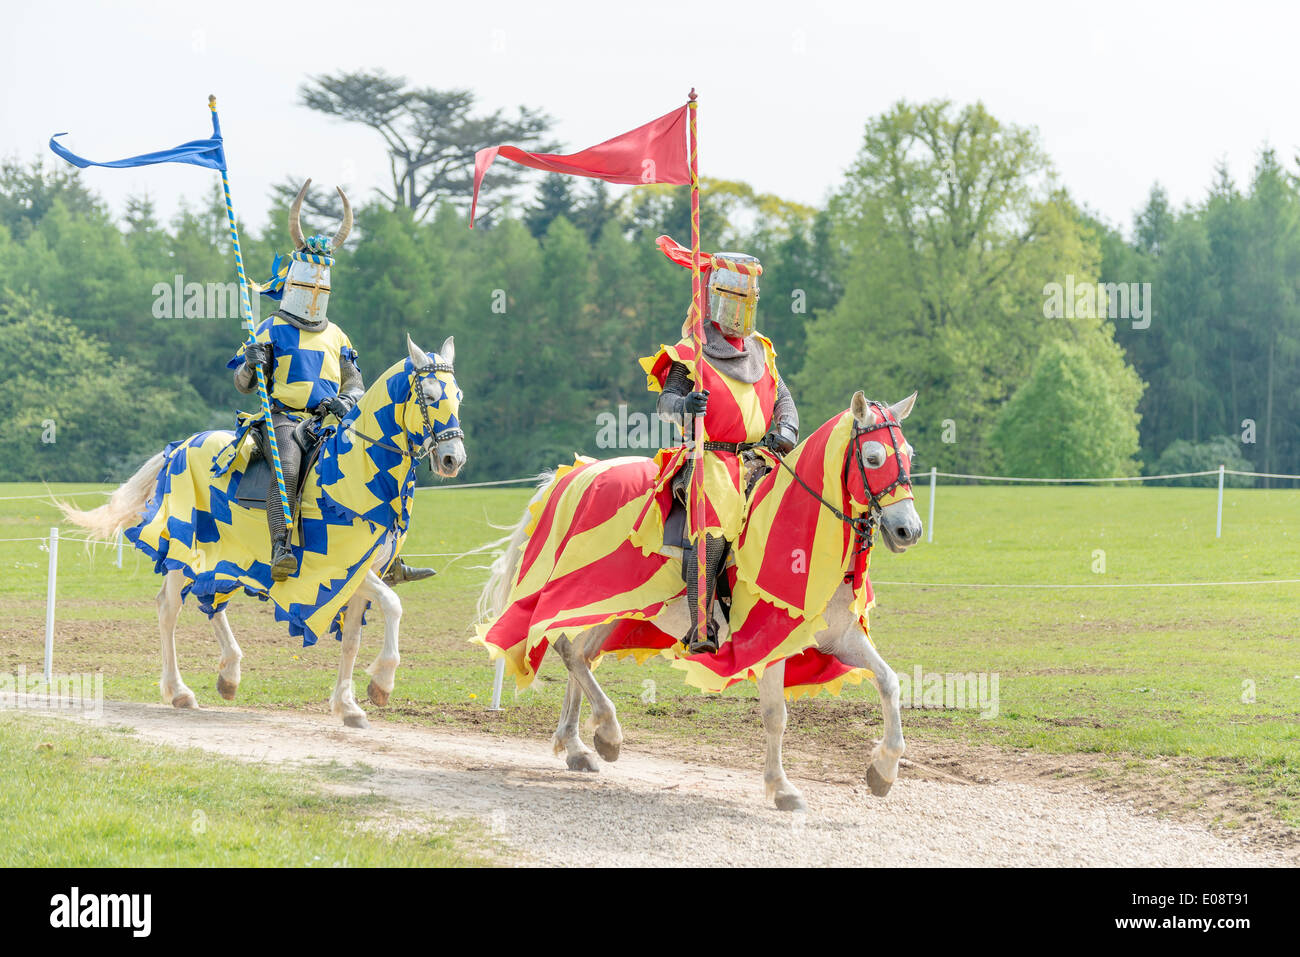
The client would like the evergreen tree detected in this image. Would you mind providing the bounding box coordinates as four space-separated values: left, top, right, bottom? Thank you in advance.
524 174 576 239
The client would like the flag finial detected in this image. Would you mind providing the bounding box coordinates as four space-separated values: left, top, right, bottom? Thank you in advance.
688 88 697 101
208 94 217 112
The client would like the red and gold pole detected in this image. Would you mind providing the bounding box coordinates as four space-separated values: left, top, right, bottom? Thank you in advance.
687 89 709 647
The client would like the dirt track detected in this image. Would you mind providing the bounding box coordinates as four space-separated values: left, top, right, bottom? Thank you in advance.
26 699 1282 867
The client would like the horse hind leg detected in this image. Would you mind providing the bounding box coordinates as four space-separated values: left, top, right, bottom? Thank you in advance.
211 609 243 701
551 668 599 772
555 626 623 763
758 660 806 811
157 570 197 709
329 587 371 729
580 626 623 762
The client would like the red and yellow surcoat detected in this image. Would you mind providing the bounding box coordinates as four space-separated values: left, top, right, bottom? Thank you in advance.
637 333 780 541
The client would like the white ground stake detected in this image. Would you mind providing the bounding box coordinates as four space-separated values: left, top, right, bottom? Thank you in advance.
488 657 505 711
927 466 936 543
44 527 58 683
115 530 124 569
1216 463 1225 538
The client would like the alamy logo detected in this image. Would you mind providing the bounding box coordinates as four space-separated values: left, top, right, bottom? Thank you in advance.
595 403 680 450
1043 275 1151 329
152 275 256 321
49 887 151 937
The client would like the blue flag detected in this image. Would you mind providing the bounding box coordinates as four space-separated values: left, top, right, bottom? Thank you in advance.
49 110 226 172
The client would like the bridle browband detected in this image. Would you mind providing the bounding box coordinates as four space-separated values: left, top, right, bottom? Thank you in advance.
346 359 463 463
768 401 912 573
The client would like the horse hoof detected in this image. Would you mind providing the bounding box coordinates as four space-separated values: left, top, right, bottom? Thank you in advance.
172 692 198 710
343 713 369 729
216 676 238 701
565 752 600 773
865 764 894 797
366 680 389 707
774 791 808 812
593 732 621 763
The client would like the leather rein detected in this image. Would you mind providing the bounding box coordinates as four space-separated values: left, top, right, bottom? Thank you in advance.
766 402 912 574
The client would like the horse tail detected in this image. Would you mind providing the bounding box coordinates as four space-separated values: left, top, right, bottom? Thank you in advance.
56 452 164 542
475 470 557 624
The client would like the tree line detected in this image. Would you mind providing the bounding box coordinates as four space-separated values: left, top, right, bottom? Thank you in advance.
0 76 1292 486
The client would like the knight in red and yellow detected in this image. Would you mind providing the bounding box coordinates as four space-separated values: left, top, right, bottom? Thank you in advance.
636 237 800 655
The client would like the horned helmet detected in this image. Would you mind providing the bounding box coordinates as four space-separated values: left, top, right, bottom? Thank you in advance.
273 179 353 324
707 252 761 338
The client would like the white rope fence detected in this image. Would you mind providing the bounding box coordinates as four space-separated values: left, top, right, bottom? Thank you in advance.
923 463 1300 544
0 480 538 685
0 528 127 683
7 464 1296 706
0 488 112 501
872 578 1300 589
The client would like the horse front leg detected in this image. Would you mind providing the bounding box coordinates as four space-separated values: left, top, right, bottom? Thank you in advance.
330 584 371 729
157 570 197 709
757 659 806 811
211 609 243 701
362 572 400 707
832 626 905 796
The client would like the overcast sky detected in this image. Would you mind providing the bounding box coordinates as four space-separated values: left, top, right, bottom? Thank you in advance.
3 0 1291 238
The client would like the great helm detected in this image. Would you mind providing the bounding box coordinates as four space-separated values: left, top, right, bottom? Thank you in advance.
278 179 353 324
707 252 761 338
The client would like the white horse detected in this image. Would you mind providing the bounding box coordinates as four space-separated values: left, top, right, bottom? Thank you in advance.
61 336 466 728
480 391 922 809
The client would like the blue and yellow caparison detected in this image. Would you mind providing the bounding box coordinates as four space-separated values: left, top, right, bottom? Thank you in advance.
126 354 463 647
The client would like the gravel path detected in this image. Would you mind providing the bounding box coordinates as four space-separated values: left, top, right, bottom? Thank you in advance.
41 699 1287 867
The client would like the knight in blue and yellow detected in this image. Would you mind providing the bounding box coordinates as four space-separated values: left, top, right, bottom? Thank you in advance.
227 180 358 580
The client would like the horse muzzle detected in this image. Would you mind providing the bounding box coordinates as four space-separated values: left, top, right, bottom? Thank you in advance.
432 437 466 478
878 500 923 552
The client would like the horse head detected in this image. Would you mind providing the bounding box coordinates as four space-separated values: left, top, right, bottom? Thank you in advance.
849 390 923 553
406 333 467 478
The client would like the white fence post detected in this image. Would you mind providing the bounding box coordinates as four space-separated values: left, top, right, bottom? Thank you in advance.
488 657 505 711
1215 464 1225 538
115 530 124 569
927 466 936 543
44 527 58 683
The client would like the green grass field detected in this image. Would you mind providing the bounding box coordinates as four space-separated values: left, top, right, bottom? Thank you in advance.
1 477 1297 845
0 713 487 866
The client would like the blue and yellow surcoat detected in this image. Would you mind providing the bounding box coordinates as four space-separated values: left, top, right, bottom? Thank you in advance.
226 314 358 413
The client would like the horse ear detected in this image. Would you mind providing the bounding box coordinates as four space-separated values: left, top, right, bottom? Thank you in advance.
889 391 918 421
850 390 870 424
440 335 455 366
406 333 432 371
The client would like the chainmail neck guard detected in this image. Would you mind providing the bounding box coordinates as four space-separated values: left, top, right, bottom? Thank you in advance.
273 308 329 333
700 320 765 383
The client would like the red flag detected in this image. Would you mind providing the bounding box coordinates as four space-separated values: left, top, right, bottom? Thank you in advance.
470 104 690 227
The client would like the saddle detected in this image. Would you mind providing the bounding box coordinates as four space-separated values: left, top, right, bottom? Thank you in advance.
233 418 325 511
661 450 771 620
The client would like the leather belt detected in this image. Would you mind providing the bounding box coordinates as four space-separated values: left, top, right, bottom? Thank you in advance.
702 440 759 454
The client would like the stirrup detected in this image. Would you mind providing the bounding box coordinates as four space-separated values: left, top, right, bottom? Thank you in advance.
684 621 720 655
270 539 298 582
383 560 436 587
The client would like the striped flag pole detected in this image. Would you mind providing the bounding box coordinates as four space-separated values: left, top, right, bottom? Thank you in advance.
687 90 709 645
208 95 293 540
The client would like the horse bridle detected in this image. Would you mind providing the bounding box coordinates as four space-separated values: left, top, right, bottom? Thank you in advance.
768 401 912 569
346 360 464 463
410 360 464 461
